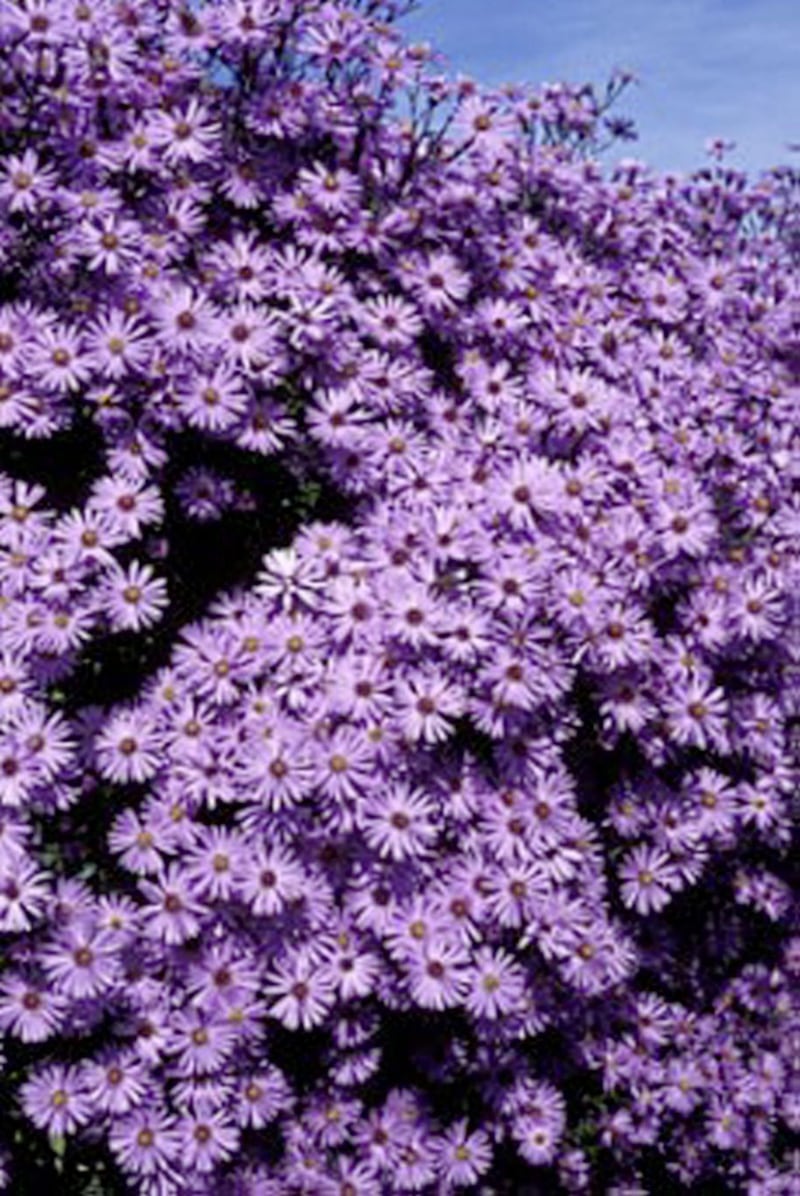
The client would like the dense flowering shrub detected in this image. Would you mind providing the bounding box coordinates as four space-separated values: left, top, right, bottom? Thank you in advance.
0 0 797 1191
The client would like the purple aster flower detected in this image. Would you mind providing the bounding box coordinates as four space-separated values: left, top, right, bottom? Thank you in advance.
437 1119 493 1187
485 861 550 929
393 1130 440 1190
95 708 161 784
183 825 245 902
149 98 221 166
0 856 49 931
179 362 249 433
0 976 66 1042
83 1051 148 1116
361 783 438 861
238 845 306 917
41 924 121 998
79 213 142 276
109 1107 181 1180
0 149 57 213
170 1007 238 1077
656 495 716 558
84 309 153 379
311 725 376 804
736 779 786 833
384 578 443 649
324 937 382 1001
394 668 464 744
185 943 262 1011
174 467 237 522
663 1057 705 1114
408 250 470 313
663 674 729 751
240 731 314 811
234 1068 293 1130
87 476 164 540
464 945 527 1020
177 1109 239 1173
108 808 165 875
20 1063 91 1137
619 845 680 914
405 939 471 1011
264 949 337 1030
29 323 92 393
139 865 206 945
103 559 168 633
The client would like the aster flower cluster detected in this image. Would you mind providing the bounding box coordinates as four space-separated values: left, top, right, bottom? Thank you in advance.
0 0 797 1191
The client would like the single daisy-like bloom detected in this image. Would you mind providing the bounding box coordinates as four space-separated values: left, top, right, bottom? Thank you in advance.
312 724 376 803
236 397 296 455
384 579 441 649
663 676 728 751
0 148 57 213
485 861 550 929
234 1067 292 1129
183 825 245 902
514 1115 560 1166
217 302 281 373
358 293 423 347
84 309 153 379
139 865 206 945
361 784 438 861
297 162 361 214
83 1051 148 1115
437 1119 493 1187
405 939 471 1011
79 213 142 274
53 506 126 566
736 779 783 833
174 466 237 522
20 1063 91 1137
178 362 250 432
103 559 168 632
323 936 382 1001
456 94 516 148
619 844 679 914
170 1007 238 1077
153 283 216 351
493 456 562 529
394 669 464 744
255 545 326 611
0 976 66 1042
109 1106 181 1179
0 733 43 808
408 250 470 313
95 709 161 784
118 118 158 170
149 98 222 164
464 945 527 1020
108 809 164 875
0 855 50 931
208 230 272 302
238 845 306 917
243 730 314 811
41 924 121 999
29 323 92 393
177 1110 240 1173
656 495 717 558
88 476 164 539
264 950 337 1030
730 573 785 642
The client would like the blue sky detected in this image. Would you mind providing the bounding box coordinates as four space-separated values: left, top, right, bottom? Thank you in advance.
399 0 799 176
